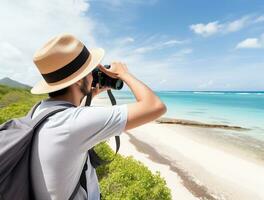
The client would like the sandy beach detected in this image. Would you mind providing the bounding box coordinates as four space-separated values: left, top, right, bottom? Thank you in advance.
92 97 264 200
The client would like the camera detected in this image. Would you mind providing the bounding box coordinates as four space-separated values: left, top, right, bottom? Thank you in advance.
92 65 123 90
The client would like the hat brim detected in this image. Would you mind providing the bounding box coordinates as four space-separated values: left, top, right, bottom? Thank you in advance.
31 48 105 94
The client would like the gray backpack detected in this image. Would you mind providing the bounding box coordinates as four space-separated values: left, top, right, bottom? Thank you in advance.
0 101 74 200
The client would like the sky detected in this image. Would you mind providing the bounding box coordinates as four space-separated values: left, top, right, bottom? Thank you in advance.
0 0 264 91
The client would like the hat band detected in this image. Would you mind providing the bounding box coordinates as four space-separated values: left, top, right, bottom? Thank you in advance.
41 46 90 83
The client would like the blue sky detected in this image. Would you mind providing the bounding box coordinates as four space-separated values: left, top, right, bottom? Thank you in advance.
0 0 264 91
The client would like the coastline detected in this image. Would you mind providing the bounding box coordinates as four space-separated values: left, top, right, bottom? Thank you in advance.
92 96 264 200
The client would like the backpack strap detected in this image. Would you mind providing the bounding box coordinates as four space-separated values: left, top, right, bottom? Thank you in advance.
68 156 88 200
26 100 42 119
28 104 72 129
88 136 120 168
69 182 81 200
26 100 75 125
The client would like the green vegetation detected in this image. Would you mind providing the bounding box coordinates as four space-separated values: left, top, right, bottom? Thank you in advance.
0 84 46 123
95 143 172 200
0 84 172 200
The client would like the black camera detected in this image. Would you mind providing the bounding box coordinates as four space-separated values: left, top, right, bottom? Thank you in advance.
92 65 123 90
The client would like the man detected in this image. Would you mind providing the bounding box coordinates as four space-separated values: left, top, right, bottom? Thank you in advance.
30 33 167 200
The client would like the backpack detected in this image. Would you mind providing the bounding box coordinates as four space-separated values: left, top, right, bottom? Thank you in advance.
0 102 74 200
0 90 120 200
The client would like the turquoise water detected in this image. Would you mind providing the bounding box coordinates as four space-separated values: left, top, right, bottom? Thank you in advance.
102 90 264 140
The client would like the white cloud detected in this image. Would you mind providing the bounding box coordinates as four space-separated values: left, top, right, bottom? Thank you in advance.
134 46 153 54
255 15 264 23
190 15 264 37
225 16 250 32
0 0 97 86
93 0 158 7
190 21 222 37
236 38 261 49
236 35 264 49
163 40 186 45
120 37 135 44
165 48 193 63
133 39 187 54
100 34 190 90
172 48 193 57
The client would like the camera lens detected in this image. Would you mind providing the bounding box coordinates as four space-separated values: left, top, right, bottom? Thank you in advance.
115 80 123 90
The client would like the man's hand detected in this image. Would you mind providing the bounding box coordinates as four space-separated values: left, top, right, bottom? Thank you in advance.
91 83 111 99
98 62 129 79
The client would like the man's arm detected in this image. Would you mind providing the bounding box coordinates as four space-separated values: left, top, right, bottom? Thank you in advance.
120 72 166 130
99 62 167 131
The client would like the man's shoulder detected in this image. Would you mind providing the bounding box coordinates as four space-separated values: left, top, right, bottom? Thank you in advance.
45 106 111 124
34 102 126 128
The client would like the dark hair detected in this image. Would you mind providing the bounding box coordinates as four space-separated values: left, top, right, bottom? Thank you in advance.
48 87 69 97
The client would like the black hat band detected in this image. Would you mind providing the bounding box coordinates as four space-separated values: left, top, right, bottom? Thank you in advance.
41 46 90 83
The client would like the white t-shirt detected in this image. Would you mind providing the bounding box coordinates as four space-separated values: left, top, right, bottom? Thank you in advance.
30 99 128 200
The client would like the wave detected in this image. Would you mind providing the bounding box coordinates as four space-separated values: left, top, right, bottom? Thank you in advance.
191 91 264 95
236 92 264 96
236 93 250 95
193 92 225 95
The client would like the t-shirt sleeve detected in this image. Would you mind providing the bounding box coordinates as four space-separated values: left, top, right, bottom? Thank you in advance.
70 104 128 152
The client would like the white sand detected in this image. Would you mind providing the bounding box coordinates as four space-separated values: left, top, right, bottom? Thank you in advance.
92 97 264 200
107 126 199 200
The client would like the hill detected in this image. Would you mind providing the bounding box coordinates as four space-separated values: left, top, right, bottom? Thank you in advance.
0 77 32 89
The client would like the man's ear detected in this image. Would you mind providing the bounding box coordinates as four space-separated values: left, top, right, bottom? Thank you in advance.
75 79 83 87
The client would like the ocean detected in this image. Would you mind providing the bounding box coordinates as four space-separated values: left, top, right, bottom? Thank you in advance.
101 90 264 141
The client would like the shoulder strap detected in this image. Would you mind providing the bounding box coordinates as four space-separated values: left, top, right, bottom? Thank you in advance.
26 100 42 119
26 100 75 124
28 104 73 129
34 107 68 128
68 155 88 200
69 182 81 200
88 136 120 168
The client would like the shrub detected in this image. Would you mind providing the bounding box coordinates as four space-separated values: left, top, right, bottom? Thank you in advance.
95 143 172 200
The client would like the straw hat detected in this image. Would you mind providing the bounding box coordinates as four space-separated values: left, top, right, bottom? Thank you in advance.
31 33 104 94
